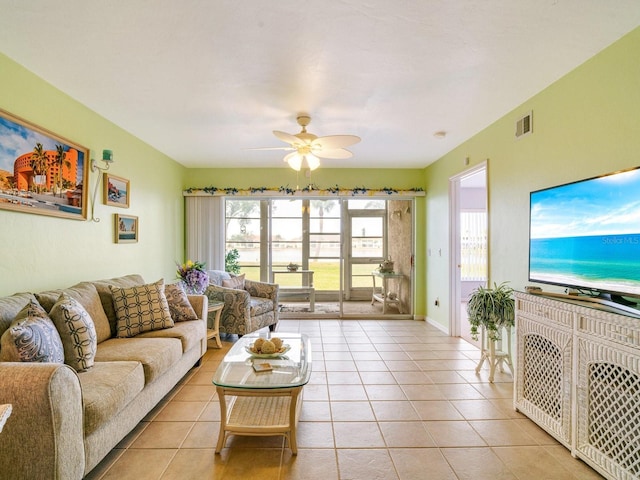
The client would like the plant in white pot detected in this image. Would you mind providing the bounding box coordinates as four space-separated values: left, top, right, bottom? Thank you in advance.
467 282 515 341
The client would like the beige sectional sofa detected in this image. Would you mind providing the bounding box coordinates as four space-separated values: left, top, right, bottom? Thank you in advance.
0 274 208 480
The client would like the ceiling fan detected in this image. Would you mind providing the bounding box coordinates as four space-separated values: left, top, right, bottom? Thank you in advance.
252 115 361 171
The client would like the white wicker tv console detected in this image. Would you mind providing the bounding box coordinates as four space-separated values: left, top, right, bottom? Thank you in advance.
514 292 640 480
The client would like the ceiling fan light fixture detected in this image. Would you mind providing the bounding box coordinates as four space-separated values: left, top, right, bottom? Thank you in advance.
306 154 320 171
284 152 303 171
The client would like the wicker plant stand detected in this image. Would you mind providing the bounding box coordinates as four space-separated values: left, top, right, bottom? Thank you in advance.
474 325 513 382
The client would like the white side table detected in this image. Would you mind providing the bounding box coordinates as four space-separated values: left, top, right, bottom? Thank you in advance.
207 301 225 348
0 404 12 433
371 271 404 313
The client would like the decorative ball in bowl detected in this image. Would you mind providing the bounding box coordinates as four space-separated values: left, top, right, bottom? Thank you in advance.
246 337 291 357
287 263 299 272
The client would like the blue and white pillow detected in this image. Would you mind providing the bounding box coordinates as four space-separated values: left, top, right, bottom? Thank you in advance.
0 299 64 363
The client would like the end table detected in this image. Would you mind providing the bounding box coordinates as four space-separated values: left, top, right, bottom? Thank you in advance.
207 301 224 348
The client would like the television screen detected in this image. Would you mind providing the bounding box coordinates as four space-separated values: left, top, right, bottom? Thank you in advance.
529 167 640 301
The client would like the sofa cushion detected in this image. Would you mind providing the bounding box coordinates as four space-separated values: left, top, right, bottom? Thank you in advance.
78 361 145 436
35 282 111 344
222 273 245 290
250 296 275 317
0 299 64 363
95 337 183 384
0 292 37 339
164 283 198 322
92 274 146 337
137 319 205 353
49 293 98 372
111 280 174 338
207 269 231 286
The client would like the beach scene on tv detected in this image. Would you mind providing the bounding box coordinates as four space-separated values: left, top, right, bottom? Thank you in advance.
529 168 640 298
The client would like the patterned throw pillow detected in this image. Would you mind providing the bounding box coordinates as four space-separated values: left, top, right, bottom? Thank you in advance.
222 274 245 290
49 293 98 372
0 299 64 363
208 270 231 286
111 279 174 338
164 283 198 322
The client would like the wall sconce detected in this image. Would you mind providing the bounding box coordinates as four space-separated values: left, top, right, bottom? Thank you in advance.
392 209 402 219
90 149 114 222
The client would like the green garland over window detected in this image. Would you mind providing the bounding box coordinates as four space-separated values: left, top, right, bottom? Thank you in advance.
184 184 424 197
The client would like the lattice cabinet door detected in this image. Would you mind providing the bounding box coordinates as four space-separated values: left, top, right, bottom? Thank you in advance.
576 316 640 480
514 293 574 447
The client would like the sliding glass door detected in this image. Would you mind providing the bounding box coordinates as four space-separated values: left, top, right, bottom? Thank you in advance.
224 197 414 317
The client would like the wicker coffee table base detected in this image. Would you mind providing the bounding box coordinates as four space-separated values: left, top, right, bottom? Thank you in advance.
215 385 304 454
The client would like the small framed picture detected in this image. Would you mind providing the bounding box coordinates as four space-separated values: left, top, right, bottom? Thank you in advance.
104 173 130 208
115 214 138 243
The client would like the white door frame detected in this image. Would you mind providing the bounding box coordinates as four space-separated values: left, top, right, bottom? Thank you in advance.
448 161 487 336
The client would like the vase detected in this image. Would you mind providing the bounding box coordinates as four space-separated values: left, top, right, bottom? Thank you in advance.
180 270 209 295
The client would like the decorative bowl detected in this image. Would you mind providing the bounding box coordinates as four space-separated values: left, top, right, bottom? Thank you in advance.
245 344 291 358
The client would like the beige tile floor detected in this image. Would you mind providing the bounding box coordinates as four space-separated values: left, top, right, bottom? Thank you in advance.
86 319 604 480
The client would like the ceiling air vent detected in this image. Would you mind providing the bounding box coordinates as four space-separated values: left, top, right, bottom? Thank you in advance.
515 111 532 139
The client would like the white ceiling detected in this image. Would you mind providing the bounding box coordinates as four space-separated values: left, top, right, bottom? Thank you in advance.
1 1 639 170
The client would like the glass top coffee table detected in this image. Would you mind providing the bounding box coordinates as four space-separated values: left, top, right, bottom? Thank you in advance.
212 333 312 454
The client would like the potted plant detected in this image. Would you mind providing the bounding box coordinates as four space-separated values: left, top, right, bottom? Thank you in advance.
467 282 515 342
225 248 241 274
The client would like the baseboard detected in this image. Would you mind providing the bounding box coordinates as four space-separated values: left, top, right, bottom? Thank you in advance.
425 316 449 334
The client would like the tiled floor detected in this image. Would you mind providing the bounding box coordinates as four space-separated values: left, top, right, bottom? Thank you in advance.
86 319 603 479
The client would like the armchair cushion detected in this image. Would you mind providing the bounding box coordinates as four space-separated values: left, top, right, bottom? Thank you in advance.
208 270 231 286
222 273 245 289
250 297 275 317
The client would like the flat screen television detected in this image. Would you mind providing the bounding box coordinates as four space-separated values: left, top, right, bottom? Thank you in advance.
529 166 640 307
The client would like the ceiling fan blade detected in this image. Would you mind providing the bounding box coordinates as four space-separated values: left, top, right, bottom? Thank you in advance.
245 146 295 151
273 130 304 145
316 148 353 159
312 135 360 150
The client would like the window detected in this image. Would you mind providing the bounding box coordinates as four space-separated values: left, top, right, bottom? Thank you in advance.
225 199 262 280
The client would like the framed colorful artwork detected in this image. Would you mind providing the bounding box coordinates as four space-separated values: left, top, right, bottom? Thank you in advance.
115 214 138 243
104 173 130 208
0 108 89 220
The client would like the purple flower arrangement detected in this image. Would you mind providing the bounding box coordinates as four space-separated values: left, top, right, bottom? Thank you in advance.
176 260 209 294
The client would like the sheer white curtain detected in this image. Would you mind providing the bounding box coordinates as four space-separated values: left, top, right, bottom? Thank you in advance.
185 196 225 271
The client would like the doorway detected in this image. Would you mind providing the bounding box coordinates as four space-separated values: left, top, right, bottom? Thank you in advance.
449 163 488 345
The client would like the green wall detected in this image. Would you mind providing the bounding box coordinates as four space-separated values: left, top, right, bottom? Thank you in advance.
0 53 187 296
424 27 640 330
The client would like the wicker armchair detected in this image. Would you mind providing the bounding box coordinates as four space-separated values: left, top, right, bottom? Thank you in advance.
205 270 279 336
